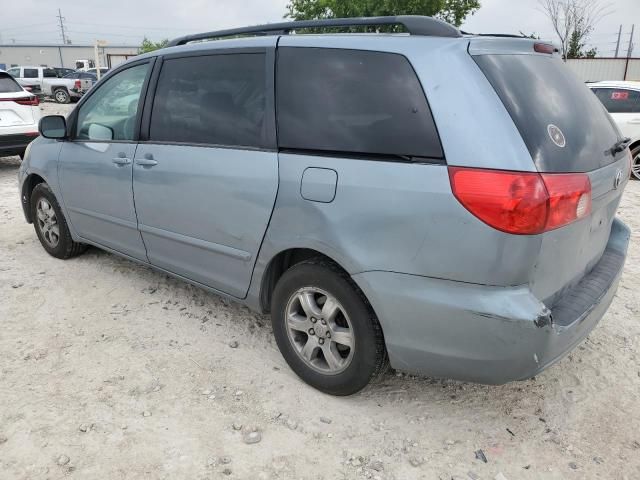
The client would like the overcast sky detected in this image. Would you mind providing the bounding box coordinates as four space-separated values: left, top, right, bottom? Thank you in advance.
1 0 636 57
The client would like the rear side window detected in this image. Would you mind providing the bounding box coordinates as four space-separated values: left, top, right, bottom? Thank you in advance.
23 68 38 79
0 73 23 93
277 47 443 160
474 54 620 173
149 54 267 149
43 68 58 78
593 88 640 113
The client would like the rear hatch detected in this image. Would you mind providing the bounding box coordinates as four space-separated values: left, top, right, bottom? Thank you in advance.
0 73 35 127
470 39 629 303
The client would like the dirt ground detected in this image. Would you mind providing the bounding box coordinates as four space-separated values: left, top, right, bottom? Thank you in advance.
1 101 639 480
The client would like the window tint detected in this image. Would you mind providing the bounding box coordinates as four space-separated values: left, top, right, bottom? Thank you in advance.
593 88 640 114
277 47 443 159
23 68 38 79
149 54 267 148
6 68 20 77
43 68 58 78
76 63 149 141
0 72 23 93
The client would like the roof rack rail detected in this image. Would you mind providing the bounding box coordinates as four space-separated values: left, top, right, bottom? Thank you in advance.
167 15 461 47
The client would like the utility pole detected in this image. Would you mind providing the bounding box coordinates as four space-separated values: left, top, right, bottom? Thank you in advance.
614 25 622 58
57 8 67 45
627 24 635 58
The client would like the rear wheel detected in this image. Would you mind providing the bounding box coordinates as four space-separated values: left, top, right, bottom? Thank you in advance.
31 183 87 259
53 88 70 104
631 146 640 181
271 259 388 395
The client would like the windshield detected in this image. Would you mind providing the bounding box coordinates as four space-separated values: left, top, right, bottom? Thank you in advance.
474 54 621 173
0 72 24 93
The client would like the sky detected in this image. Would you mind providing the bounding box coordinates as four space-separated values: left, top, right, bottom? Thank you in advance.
0 0 636 57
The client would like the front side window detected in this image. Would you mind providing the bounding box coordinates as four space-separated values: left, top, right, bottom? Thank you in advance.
593 88 640 114
23 68 38 79
277 47 443 159
149 53 267 148
75 63 149 141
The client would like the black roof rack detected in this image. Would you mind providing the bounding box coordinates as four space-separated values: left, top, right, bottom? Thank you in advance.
167 15 461 47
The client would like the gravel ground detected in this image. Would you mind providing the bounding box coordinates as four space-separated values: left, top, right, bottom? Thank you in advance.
1 101 639 479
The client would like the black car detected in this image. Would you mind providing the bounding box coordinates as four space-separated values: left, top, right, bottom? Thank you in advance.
62 71 98 82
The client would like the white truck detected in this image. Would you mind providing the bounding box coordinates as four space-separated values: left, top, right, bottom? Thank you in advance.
5 66 92 104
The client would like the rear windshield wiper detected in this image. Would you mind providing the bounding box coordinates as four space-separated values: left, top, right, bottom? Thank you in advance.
609 137 631 156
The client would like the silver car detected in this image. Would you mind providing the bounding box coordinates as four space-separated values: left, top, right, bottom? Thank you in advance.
19 16 631 395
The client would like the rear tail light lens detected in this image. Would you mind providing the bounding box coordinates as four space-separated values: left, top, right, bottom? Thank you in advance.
534 43 557 54
12 96 39 106
74 79 82 89
448 167 592 235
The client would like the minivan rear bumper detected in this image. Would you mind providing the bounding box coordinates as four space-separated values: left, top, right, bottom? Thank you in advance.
352 218 630 384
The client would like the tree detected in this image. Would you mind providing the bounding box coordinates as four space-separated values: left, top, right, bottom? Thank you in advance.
537 0 609 60
285 0 481 28
139 37 169 54
566 27 598 58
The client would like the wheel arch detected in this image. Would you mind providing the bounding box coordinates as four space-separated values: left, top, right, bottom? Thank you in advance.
21 173 47 223
259 248 363 314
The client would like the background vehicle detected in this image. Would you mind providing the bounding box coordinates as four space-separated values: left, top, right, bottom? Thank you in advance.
63 71 98 82
5 66 91 103
0 70 40 158
85 67 109 78
75 59 95 71
53 67 76 78
20 17 631 395
589 81 640 180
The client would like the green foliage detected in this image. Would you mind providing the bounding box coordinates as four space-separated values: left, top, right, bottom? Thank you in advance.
285 0 481 27
566 28 597 58
139 37 169 54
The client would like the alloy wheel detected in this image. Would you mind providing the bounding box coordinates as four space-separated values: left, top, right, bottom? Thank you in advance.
285 287 355 375
36 198 60 248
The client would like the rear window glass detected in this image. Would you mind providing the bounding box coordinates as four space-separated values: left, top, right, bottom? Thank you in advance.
149 54 267 149
474 54 620 173
0 73 23 93
277 47 443 160
593 88 640 113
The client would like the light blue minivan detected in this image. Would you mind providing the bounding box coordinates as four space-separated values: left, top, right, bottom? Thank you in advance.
20 16 631 394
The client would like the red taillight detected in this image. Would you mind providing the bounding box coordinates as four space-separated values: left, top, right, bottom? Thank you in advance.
74 79 82 89
13 96 39 106
448 167 592 235
534 43 557 54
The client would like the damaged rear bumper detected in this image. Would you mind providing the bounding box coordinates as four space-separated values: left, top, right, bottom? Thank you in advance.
352 218 630 385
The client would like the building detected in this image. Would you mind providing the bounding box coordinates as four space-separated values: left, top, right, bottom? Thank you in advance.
0 44 139 71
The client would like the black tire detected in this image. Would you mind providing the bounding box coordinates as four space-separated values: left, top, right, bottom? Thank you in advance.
631 145 640 181
271 259 388 395
53 88 70 104
31 183 87 259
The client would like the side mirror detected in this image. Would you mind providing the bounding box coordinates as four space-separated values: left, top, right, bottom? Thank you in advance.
39 115 67 139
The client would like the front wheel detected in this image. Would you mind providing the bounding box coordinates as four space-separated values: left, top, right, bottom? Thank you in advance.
631 146 640 181
53 88 70 104
271 259 388 395
31 183 87 259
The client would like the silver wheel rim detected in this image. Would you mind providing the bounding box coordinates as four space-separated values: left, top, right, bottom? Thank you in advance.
55 90 67 102
632 153 640 180
36 198 60 248
285 287 355 375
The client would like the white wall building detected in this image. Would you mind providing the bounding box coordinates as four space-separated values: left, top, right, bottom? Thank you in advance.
0 44 139 70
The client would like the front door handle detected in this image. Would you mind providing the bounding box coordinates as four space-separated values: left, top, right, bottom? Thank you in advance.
136 158 158 167
112 157 131 165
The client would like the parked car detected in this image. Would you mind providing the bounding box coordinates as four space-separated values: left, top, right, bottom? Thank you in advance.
75 59 96 71
20 16 631 395
85 68 109 78
53 67 77 78
588 81 640 180
5 66 92 104
63 71 98 82
0 70 40 158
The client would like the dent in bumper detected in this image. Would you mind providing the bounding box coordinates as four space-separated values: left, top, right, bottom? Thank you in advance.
352 218 630 384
